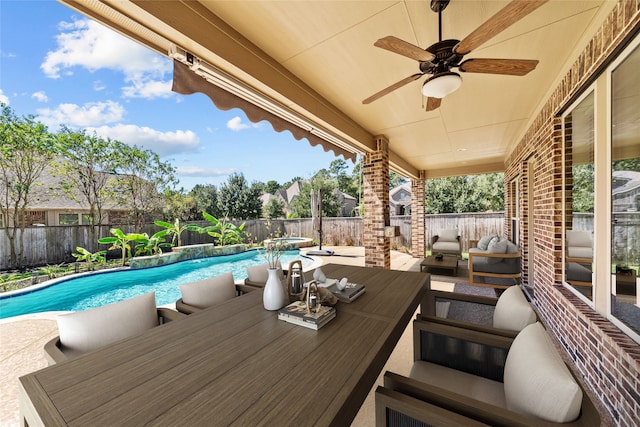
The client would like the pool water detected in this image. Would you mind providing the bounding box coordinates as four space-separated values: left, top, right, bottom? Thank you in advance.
0 250 311 319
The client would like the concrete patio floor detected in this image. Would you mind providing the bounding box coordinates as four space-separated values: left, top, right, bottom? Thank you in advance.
0 247 452 426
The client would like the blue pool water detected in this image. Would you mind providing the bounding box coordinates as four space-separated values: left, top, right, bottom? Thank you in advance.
0 250 311 319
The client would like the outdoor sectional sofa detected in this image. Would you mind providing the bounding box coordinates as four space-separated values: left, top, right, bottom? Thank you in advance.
468 235 521 288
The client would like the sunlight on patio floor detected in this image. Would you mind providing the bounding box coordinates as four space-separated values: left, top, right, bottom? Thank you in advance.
0 246 453 426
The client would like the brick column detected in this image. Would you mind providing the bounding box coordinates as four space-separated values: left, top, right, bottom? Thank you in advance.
363 136 390 269
411 172 426 258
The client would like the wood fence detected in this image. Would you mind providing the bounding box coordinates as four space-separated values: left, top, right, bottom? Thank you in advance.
0 213 506 270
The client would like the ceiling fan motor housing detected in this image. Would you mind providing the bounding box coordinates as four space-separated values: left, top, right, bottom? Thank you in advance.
420 39 463 73
430 0 450 13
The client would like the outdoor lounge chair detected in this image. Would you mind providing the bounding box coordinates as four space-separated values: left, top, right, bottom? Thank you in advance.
420 284 537 338
244 261 285 288
175 272 256 314
375 320 601 426
44 292 185 365
430 228 462 258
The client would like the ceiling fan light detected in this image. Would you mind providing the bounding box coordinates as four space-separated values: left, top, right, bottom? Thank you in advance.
421 71 462 98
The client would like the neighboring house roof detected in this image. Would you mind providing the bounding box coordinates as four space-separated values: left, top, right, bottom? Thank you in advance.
612 170 640 211
613 170 640 194
22 164 128 211
390 183 412 206
261 180 357 216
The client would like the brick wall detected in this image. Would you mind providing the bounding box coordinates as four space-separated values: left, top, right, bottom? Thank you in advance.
504 1 640 424
363 136 390 269
411 174 426 258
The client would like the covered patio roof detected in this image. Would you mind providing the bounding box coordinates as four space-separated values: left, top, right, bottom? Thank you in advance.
59 0 614 179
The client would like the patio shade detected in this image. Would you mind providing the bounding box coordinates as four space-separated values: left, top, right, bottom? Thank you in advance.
171 61 356 161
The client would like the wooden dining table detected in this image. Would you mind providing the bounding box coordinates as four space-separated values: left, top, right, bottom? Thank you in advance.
19 264 429 426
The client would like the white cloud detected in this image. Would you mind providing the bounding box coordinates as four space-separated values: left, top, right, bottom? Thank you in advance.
37 100 125 128
41 18 172 99
0 89 9 105
226 116 263 132
88 124 200 157
32 91 49 102
176 166 236 177
122 79 172 99
93 80 106 91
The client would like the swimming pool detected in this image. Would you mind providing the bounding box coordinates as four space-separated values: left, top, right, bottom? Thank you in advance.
0 250 312 319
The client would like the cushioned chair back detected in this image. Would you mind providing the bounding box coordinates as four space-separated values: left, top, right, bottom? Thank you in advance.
245 261 284 283
566 230 592 258
180 272 236 309
493 285 536 331
57 292 159 359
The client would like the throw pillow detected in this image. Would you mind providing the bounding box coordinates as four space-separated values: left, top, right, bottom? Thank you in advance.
493 285 536 331
180 272 237 309
438 228 458 242
504 322 582 423
486 237 508 264
57 292 159 359
478 234 497 250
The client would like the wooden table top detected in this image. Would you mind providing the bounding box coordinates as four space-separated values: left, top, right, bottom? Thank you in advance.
421 255 458 268
19 264 429 427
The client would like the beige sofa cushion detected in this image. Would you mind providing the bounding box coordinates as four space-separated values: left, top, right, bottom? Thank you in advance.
57 292 158 359
493 285 536 331
504 322 582 423
410 360 506 408
180 272 236 309
438 228 459 242
566 230 593 259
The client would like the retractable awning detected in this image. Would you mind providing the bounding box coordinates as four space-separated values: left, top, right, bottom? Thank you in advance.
171 60 357 162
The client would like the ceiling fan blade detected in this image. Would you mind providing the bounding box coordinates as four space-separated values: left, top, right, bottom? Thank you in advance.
454 0 548 55
374 36 435 62
458 58 539 76
425 97 441 112
363 73 424 104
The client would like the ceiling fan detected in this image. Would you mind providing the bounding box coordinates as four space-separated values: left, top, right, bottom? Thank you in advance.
362 0 548 111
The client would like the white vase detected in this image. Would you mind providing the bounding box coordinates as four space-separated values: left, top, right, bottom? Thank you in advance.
263 268 288 310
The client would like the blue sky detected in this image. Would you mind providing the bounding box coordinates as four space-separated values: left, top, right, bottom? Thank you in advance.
0 1 353 191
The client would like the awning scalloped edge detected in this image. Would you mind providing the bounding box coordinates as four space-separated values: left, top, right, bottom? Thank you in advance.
171 61 356 162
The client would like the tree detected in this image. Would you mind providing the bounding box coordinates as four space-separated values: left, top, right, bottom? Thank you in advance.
112 143 177 230
264 197 285 219
162 188 199 221
572 164 594 212
389 171 408 190
217 173 263 219
288 175 340 218
263 180 281 194
425 173 504 214
189 184 220 218
328 159 356 197
55 127 120 240
0 104 56 268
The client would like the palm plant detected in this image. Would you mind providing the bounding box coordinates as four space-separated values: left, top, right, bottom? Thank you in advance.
134 231 172 256
193 212 246 246
154 218 198 247
98 228 148 266
72 247 107 271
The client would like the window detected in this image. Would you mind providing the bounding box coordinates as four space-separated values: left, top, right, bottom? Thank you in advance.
563 91 595 302
59 213 79 225
610 40 640 338
81 214 96 225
